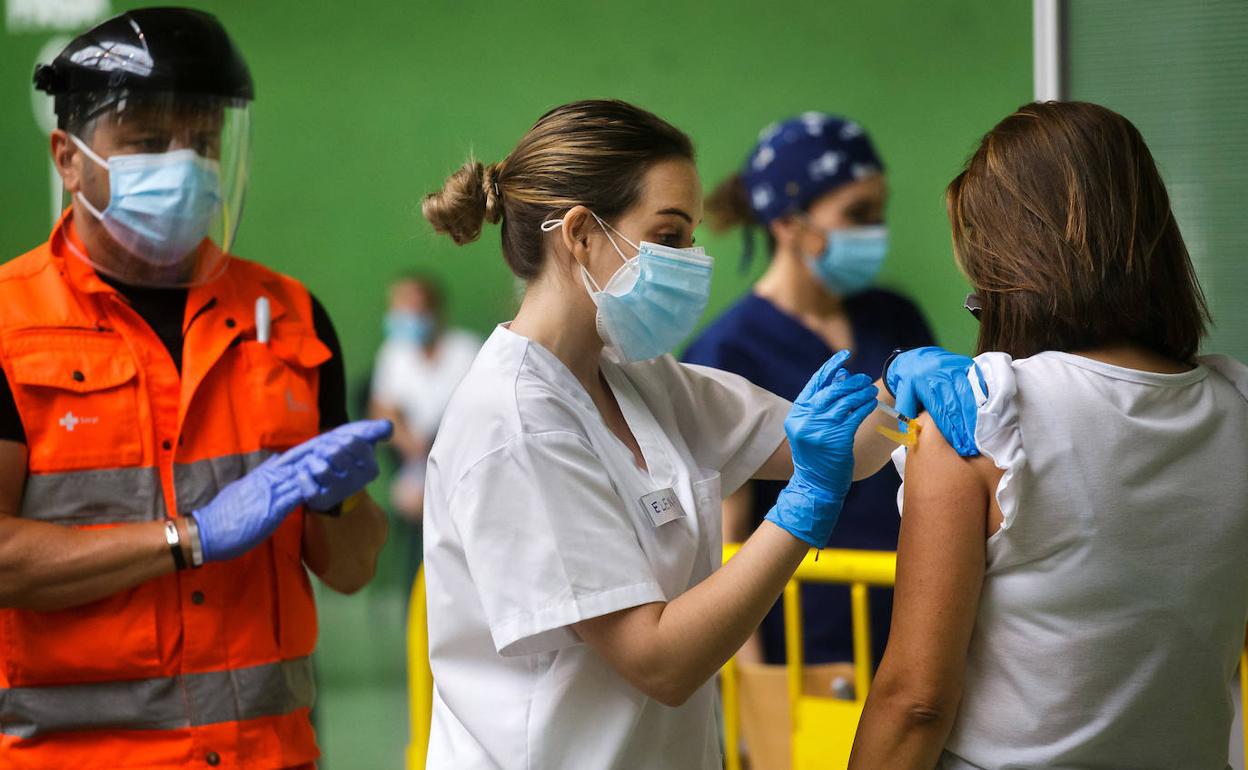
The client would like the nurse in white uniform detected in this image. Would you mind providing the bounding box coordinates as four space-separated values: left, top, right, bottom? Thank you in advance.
418 99 978 770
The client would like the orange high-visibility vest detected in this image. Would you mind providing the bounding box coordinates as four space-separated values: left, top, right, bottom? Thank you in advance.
0 211 330 769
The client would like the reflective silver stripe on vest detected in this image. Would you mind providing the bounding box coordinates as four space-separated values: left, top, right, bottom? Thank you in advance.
173 449 274 513
19 450 275 526
0 655 315 738
20 466 166 524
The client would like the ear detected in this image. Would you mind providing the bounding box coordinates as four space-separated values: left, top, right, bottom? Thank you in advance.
559 205 596 270
769 214 804 250
50 129 82 193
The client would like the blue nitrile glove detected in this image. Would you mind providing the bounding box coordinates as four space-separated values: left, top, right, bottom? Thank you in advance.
190 450 321 562
765 350 880 548
885 346 986 457
282 419 393 512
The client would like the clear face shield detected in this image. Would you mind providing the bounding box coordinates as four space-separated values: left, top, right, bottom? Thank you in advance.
65 92 250 288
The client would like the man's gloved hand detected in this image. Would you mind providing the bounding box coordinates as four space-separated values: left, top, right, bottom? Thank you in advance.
885 346 985 457
190 419 393 562
283 419 394 512
765 350 879 549
190 451 320 563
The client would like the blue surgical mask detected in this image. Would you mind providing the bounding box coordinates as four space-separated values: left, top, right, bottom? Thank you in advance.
807 224 888 296
385 310 436 346
71 134 222 266
541 212 713 362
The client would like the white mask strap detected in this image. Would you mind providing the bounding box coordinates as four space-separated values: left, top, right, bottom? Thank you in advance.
541 211 640 294
537 212 640 256
68 134 110 221
588 211 640 261
75 190 106 221
69 133 108 169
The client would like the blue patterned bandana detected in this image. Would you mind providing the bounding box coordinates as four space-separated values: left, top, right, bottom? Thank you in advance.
741 112 885 224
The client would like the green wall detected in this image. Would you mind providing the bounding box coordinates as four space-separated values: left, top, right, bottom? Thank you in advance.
1 0 1032 401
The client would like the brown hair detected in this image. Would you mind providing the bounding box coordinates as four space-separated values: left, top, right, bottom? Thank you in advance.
422 99 694 280
705 172 754 232
948 101 1209 361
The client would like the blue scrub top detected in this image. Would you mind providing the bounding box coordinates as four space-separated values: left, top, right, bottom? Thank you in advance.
683 288 935 666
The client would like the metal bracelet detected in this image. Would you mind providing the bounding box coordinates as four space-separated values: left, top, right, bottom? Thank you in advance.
183 514 205 568
164 520 187 571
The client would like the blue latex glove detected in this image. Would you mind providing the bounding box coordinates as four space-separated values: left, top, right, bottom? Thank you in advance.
885 346 986 457
766 350 880 548
190 420 393 562
190 451 321 562
283 419 393 512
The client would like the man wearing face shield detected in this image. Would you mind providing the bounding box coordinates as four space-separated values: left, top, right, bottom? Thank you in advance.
0 8 390 768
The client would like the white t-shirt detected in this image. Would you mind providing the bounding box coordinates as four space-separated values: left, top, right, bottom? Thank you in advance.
422 325 790 770
895 351 1248 770
371 329 481 438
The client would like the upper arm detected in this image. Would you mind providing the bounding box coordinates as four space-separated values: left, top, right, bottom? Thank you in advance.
873 413 995 703
0 440 27 518
573 600 667 691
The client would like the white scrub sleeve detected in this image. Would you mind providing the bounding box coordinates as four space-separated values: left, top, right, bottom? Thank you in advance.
664 361 790 495
448 430 666 657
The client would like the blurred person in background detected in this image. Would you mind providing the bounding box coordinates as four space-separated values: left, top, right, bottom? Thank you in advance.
370 273 479 588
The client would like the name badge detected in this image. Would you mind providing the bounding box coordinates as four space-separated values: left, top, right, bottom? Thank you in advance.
640 488 686 527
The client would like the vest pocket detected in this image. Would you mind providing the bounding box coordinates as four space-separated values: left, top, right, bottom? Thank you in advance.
3 583 162 686
4 332 143 472
238 335 331 448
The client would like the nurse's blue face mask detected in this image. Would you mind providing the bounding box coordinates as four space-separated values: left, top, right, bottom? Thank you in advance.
804 222 888 297
71 133 222 266
541 211 713 362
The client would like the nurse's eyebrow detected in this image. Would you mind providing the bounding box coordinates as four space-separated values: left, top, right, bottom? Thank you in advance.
656 207 694 224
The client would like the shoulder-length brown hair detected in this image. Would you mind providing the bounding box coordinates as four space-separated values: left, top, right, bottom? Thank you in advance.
947 101 1209 361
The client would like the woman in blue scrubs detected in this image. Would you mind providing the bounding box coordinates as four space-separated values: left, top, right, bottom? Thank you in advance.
685 112 935 670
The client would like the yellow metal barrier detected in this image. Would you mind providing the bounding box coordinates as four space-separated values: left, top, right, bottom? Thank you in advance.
407 556 1248 770
1242 647 1247 770
406 568 433 770
720 544 896 770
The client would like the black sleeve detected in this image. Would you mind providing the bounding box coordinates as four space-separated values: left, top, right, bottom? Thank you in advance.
0 367 25 444
311 294 350 431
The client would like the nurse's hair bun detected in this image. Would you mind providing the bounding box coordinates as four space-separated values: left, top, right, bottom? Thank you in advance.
422 159 504 245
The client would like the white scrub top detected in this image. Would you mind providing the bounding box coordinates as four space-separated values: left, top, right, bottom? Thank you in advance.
423 325 790 770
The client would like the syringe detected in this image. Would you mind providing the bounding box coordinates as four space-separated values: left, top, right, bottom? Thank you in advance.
875 401 921 447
